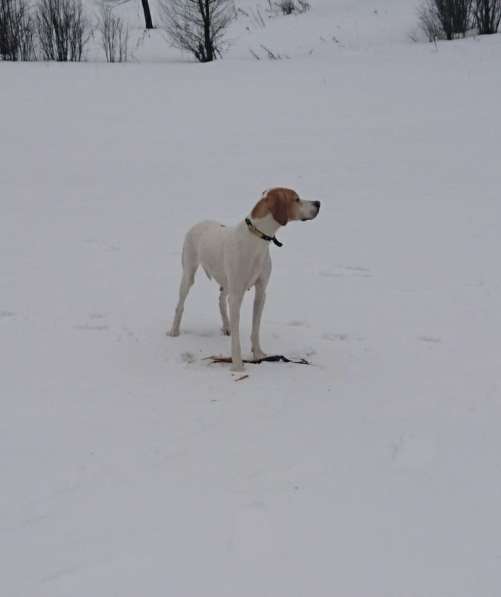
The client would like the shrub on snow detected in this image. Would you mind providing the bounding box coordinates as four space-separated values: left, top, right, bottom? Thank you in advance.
35 0 91 61
0 0 36 60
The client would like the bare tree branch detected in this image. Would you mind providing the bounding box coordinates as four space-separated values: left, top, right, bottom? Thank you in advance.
0 0 36 60
159 0 235 62
474 0 501 33
35 0 91 61
99 3 129 62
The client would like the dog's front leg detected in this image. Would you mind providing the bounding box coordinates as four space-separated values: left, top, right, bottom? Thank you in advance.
251 281 267 361
228 291 245 372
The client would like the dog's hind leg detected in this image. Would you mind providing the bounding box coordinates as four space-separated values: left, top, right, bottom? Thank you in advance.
219 288 230 336
168 266 196 337
168 238 198 337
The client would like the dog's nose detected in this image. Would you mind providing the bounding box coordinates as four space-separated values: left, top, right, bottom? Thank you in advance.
313 201 321 210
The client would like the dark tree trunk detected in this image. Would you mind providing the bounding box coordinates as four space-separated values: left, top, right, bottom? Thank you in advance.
203 20 213 61
203 0 214 61
141 0 153 29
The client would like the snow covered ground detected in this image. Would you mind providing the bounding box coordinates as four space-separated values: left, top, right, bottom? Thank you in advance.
1 2 501 596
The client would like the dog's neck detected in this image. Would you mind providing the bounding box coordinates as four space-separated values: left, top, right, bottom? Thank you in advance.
247 213 281 238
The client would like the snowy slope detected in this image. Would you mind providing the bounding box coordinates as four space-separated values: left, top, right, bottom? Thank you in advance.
85 0 421 61
2 2 501 596
228 0 419 59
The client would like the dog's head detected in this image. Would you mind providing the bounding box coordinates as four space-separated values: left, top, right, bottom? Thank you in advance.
251 188 320 226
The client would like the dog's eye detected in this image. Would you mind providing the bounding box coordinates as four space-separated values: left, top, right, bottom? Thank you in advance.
296 197 300 202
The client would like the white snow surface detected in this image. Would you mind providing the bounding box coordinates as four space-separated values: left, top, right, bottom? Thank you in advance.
1 2 501 596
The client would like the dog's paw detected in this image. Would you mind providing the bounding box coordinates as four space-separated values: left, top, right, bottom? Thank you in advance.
252 350 267 361
221 327 231 336
231 363 245 373
167 329 180 337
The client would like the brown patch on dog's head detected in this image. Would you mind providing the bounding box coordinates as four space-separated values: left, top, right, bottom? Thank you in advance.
251 188 301 226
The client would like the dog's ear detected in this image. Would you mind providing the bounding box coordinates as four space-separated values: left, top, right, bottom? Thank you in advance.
268 189 289 226
251 194 269 219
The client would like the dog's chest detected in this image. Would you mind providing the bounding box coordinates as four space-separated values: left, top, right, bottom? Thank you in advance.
243 248 270 290
200 224 271 290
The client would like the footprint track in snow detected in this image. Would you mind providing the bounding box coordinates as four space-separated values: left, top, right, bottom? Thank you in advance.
418 335 442 344
322 332 365 343
74 313 109 332
319 265 372 279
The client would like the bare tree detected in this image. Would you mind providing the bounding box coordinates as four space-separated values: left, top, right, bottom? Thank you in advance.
418 0 473 40
35 0 91 61
473 0 501 33
0 0 36 60
99 4 129 62
159 0 235 62
418 0 446 40
276 0 295 14
274 0 310 15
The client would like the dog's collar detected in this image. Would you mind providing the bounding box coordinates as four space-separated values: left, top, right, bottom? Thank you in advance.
245 218 283 247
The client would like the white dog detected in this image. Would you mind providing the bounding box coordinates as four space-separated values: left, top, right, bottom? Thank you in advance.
168 188 321 371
